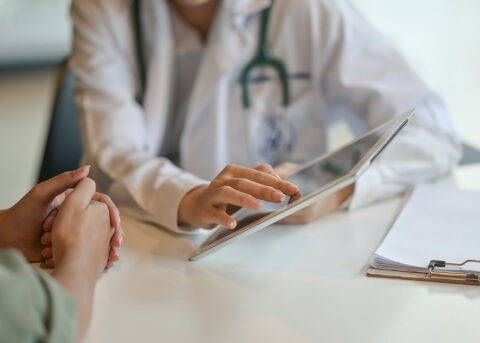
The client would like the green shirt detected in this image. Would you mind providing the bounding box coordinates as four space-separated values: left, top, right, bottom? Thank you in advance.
0 249 77 343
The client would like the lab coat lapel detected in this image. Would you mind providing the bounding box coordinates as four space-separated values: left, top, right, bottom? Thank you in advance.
142 0 174 154
186 0 271 122
182 0 271 174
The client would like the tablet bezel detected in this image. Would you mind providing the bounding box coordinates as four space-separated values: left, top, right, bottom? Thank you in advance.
188 109 414 261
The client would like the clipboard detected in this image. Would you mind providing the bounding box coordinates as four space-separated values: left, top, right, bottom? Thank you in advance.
367 260 480 286
366 183 480 286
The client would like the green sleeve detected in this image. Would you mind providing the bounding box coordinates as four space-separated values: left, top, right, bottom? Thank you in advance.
0 249 78 343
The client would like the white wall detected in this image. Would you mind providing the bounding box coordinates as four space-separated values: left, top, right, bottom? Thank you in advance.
0 68 56 208
350 0 480 148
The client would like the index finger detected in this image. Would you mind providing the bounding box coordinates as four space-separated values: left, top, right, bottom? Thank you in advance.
224 165 298 195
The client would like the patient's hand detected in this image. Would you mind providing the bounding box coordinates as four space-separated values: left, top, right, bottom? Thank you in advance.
0 167 91 262
275 162 355 224
41 190 123 269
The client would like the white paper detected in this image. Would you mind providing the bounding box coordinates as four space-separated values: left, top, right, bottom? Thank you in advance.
371 184 480 273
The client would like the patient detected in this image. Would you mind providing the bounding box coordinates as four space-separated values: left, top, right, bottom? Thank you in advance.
0 166 123 342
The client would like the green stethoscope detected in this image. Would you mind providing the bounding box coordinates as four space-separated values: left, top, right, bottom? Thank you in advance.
239 2 290 109
132 0 290 109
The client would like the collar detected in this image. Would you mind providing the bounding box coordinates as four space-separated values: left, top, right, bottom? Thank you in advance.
125 0 271 18
230 0 272 17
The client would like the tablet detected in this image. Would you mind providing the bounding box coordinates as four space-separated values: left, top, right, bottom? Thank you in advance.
188 109 414 261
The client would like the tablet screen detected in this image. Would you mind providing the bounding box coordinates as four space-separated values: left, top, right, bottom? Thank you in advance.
201 119 395 246
190 110 413 260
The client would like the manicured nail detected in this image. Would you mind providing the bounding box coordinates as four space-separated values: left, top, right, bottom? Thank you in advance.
287 184 299 194
75 165 91 175
272 191 286 202
227 219 236 229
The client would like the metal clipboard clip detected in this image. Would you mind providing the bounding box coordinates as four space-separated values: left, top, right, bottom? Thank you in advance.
428 260 480 283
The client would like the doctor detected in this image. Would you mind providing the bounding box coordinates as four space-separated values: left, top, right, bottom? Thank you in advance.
70 0 461 232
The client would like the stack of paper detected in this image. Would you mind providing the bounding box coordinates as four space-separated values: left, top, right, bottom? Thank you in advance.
370 183 480 275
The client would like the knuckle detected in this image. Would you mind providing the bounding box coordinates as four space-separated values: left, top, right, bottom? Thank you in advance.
216 185 232 198
257 172 268 183
210 178 222 189
228 178 244 190
222 164 239 175
100 193 112 204
256 163 272 172
205 207 220 224
259 187 270 199
274 178 286 189
222 164 233 174
95 201 109 215
84 177 96 188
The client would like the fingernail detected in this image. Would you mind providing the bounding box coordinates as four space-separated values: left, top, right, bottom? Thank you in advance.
273 191 286 202
287 184 299 194
75 165 91 175
41 248 47 257
40 235 47 245
227 219 236 229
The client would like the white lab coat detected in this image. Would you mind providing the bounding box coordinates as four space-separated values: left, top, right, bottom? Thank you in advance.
69 0 461 233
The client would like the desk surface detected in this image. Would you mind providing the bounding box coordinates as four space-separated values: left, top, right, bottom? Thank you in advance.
87 165 480 343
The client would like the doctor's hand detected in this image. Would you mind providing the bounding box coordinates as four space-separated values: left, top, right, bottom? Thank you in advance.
178 164 299 230
275 162 355 224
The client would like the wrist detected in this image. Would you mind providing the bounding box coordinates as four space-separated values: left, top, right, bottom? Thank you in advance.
178 185 206 226
53 253 98 289
52 255 97 343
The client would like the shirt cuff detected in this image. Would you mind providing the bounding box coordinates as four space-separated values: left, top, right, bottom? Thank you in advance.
348 166 384 211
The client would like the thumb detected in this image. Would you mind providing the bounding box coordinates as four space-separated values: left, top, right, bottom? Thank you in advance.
35 166 90 203
274 163 300 180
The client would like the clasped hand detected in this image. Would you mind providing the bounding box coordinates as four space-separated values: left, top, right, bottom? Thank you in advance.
0 166 123 269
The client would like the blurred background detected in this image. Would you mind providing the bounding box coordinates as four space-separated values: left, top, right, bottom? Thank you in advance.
0 0 479 208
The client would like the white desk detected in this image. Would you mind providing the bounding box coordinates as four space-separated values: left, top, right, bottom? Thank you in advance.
87 165 480 343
